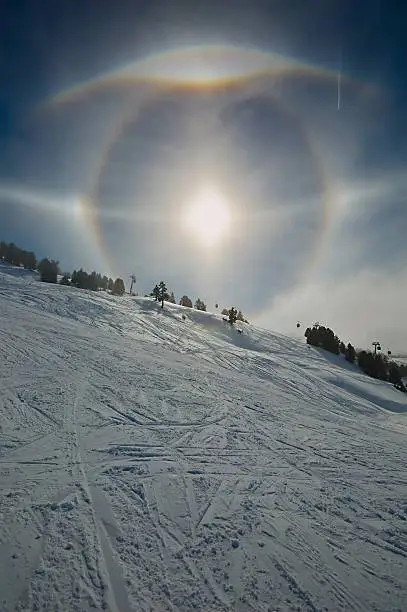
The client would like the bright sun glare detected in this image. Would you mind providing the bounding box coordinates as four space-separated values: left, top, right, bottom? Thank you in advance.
183 187 231 247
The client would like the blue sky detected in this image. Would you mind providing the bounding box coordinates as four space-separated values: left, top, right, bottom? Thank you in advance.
1 0 406 351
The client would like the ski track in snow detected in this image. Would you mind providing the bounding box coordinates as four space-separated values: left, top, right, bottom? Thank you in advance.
0 265 407 611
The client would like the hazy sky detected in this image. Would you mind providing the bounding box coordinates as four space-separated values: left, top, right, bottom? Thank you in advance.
1 0 406 351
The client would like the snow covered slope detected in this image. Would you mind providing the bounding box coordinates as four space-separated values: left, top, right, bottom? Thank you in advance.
0 269 406 612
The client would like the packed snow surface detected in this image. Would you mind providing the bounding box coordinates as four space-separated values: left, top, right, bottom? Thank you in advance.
0 264 406 611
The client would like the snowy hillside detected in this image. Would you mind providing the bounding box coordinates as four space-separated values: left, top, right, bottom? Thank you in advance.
0 267 406 612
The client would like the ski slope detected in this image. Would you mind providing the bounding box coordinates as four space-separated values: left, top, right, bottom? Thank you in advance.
0 265 406 612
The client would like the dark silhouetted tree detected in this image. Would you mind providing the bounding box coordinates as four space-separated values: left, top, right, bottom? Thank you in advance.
112 278 125 296
180 295 193 308
358 350 387 380
305 324 340 355
38 258 59 283
228 307 238 325
236 310 245 322
158 281 168 308
151 284 160 301
108 278 114 292
345 343 356 364
388 362 402 385
195 298 207 311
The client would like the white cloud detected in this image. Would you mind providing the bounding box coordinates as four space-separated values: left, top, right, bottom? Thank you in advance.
256 266 407 353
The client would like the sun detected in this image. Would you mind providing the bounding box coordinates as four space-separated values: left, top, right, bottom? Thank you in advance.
183 187 231 247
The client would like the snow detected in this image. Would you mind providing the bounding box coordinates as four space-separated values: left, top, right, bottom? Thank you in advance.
0 266 406 612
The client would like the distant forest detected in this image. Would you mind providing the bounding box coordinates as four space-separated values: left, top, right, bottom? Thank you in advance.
1 239 406 392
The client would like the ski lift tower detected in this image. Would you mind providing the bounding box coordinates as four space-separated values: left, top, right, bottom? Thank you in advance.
372 341 381 355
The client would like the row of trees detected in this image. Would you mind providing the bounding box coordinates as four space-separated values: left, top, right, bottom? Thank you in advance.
62 269 125 295
68 269 125 295
221 307 247 323
304 323 406 392
0 239 126 296
149 284 249 325
0 241 37 270
150 282 208 311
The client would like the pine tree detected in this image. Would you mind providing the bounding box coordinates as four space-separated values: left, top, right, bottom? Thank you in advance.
158 281 168 308
38 258 59 283
112 278 125 296
195 298 207 311
228 307 238 325
388 362 402 385
345 343 356 364
236 310 245 322
151 284 160 301
180 295 193 308
168 291 176 304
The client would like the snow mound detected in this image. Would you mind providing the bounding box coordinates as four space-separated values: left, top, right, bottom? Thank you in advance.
0 268 406 611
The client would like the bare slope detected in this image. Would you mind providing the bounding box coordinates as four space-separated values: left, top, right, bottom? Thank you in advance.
0 269 406 611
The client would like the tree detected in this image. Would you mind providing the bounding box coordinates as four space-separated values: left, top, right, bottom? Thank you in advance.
158 281 168 308
195 298 207 311
339 341 346 355
221 308 229 316
345 343 356 364
59 273 71 286
388 362 402 385
38 258 59 283
236 310 245 322
358 350 387 380
304 324 340 355
129 274 136 295
228 307 238 325
168 291 176 304
112 278 125 296
151 284 160 301
180 295 193 308
108 278 114 292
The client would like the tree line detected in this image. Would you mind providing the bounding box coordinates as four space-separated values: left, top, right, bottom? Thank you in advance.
0 239 125 295
304 323 406 392
149 281 248 325
0 241 37 270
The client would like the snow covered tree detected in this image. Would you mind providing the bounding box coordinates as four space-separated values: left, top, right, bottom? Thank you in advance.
180 295 193 308
221 308 229 316
112 278 125 296
195 298 207 311
168 291 176 304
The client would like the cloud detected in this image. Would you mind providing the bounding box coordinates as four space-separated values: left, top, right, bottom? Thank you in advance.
256 265 407 353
